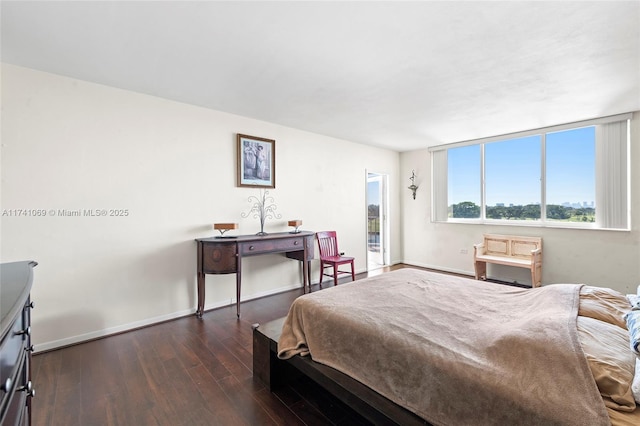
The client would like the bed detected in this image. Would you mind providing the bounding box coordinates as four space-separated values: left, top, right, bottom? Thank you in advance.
269 268 640 425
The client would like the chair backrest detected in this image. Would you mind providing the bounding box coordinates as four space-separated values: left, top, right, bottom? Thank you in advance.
316 231 340 258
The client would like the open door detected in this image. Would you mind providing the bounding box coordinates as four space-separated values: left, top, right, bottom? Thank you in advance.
366 171 389 270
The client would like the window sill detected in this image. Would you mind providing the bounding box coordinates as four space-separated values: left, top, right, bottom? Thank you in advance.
436 218 630 232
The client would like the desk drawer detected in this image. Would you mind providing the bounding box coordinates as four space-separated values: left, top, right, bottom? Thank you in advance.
201 242 237 274
240 237 305 256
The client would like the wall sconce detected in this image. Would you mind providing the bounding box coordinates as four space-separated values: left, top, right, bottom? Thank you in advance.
408 170 418 200
288 219 302 234
213 223 238 238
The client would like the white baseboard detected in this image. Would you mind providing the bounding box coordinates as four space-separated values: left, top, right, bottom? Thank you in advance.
401 260 475 278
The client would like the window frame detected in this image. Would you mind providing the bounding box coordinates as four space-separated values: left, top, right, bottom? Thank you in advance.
430 113 631 231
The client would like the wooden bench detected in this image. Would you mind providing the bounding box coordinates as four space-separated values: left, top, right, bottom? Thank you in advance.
473 234 542 287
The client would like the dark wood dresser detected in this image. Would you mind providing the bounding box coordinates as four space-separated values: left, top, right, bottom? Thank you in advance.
0 261 37 426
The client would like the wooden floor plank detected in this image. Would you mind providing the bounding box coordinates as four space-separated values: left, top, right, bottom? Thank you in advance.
254 387 308 426
30 350 61 426
186 363 249 426
217 374 281 425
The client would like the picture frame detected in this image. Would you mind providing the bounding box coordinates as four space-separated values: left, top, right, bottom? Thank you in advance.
237 134 276 188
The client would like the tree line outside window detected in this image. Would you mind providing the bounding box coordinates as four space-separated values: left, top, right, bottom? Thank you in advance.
450 201 595 222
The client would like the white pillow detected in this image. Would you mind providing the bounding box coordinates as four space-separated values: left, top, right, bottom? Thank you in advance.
629 294 640 310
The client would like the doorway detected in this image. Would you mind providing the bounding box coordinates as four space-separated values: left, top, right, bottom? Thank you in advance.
366 171 389 270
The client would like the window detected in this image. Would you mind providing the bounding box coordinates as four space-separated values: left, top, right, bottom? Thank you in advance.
545 127 595 223
485 135 541 220
448 145 480 218
431 114 630 230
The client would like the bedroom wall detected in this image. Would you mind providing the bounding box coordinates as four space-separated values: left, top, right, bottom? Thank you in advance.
400 111 640 294
0 64 401 351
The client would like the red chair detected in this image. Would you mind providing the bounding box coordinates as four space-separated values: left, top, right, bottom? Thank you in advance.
316 231 355 287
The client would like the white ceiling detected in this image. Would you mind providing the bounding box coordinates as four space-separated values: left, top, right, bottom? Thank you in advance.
2 1 639 152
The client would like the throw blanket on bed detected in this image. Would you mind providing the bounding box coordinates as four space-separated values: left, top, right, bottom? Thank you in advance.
278 269 609 426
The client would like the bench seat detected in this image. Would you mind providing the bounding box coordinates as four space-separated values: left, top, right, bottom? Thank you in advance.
474 254 532 268
473 234 542 287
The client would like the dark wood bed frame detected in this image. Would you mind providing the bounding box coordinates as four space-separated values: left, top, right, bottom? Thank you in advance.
252 318 430 426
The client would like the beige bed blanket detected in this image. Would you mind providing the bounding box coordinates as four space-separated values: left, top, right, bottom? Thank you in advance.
278 269 609 426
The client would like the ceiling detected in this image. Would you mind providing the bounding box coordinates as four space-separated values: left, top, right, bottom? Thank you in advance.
2 1 639 152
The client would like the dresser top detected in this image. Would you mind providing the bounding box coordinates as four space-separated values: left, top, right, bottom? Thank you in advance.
1 260 37 338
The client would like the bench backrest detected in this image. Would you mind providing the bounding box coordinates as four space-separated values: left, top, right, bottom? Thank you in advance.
483 234 542 259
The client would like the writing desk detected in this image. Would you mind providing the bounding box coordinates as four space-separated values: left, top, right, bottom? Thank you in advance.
195 231 314 318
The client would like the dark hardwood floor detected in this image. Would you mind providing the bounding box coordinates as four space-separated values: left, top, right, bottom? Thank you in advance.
32 264 426 426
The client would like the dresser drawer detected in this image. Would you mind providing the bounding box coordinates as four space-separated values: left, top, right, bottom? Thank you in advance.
0 261 36 426
0 355 28 426
240 237 305 256
0 308 27 399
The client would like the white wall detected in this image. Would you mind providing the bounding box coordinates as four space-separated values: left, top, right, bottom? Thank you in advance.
401 112 640 294
0 64 401 351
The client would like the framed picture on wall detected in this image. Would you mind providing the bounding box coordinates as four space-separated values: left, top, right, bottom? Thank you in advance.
237 134 276 188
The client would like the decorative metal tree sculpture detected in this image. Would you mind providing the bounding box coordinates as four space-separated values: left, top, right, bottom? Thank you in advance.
241 189 282 235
